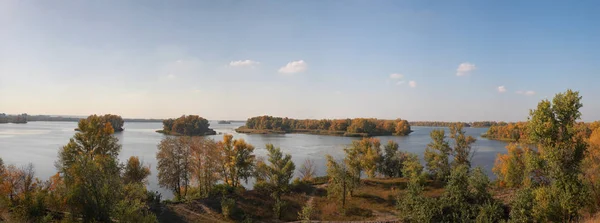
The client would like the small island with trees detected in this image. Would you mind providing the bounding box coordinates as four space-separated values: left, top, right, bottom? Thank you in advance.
0 113 28 124
217 120 231 124
235 115 412 137
157 115 217 136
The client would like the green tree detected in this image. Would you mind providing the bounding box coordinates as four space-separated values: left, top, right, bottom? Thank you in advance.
123 156 151 185
528 89 587 221
450 123 476 168
57 115 123 222
326 155 356 208
380 140 405 178
156 137 192 200
257 144 296 219
424 129 452 183
344 138 381 181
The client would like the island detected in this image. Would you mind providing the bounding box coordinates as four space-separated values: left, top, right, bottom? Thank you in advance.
235 115 412 137
217 120 231 124
157 115 217 136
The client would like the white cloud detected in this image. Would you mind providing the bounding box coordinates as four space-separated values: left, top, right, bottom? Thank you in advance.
409 81 417 88
396 81 406 85
516 90 536 96
278 60 307 74
497 86 506 93
229 60 259 67
456 62 476 76
389 73 403 79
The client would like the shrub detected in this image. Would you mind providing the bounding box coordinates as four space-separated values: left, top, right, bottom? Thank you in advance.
221 197 236 219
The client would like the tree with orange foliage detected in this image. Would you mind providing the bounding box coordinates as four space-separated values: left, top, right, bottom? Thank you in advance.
218 134 255 188
583 127 600 209
493 143 526 188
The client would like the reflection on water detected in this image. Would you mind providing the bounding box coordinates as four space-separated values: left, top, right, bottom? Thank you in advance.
0 121 509 199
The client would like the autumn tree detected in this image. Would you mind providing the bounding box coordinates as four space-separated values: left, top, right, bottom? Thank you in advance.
450 123 476 168
326 155 356 208
584 127 600 209
123 156 151 185
101 114 124 132
218 134 255 188
493 143 526 188
162 115 216 136
298 158 316 181
424 129 452 183
156 137 192 200
57 115 123 222
189 137 221 198
379 140 406 178
256 144 296 219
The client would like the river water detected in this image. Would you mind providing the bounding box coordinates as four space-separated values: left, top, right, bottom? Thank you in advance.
0 121 509 199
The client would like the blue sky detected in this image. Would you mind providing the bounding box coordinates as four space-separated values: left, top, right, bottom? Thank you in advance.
1 0 599 121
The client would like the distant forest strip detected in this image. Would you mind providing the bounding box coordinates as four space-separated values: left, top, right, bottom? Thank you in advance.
483 121 600 142
409 121 507 128
235 115 412 137
0 113 163 124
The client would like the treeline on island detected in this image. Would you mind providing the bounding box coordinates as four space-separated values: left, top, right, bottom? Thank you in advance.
236 116 412 137
158 115 217 136
410 121 507 128
0 113 163 124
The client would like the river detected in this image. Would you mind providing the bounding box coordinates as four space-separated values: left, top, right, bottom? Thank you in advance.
0 121 509 199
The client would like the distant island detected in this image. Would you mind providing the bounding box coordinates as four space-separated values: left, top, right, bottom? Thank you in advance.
0 113 163 123
235 115 412 137
157 115 217 136
74 114 125 133
217 120 231 124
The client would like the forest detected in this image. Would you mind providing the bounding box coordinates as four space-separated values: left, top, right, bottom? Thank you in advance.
2 90 600 222
483 121 600 142
236 116 412 137
158 115 217 136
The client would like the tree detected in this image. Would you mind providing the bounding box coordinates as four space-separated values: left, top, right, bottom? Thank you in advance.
493 143 526 188
57 115 123 222
218 134 255 188
298 158 316 181
344 138 381 180
424 129 452 183
156 137 192 200
190 137 221 198
584 127 600 209
326 155 356 208
123 156 151 185
395 120 411 136
450 123 476 168
256 144 296 219
380 140 406 178
527 89 587 221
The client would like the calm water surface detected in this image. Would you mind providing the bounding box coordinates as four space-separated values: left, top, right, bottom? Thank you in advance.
0 121 509 199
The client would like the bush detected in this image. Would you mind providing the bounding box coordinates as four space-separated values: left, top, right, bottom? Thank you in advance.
221 197 236 219
476 201 505 223
509 188 534 222
298 202 314 223
290 178 314 194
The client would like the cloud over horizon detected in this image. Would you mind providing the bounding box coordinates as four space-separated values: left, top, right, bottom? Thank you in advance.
409 81 417 88
229 60 259 67
498 86 506 93
278 60 307 74
456 62 476 76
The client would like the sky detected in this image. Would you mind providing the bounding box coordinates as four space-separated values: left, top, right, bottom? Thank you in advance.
1 0 599 121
